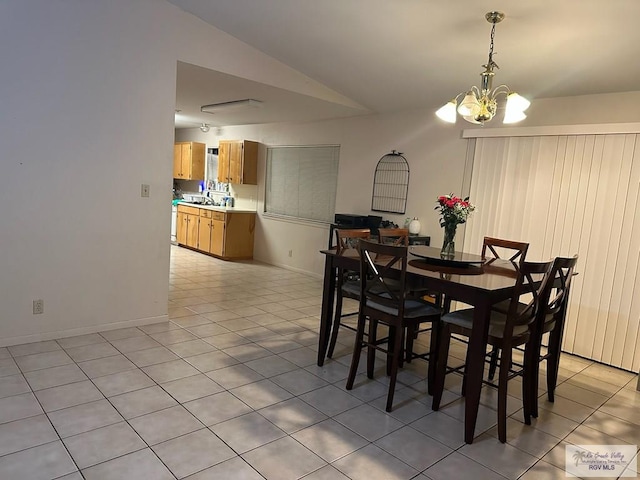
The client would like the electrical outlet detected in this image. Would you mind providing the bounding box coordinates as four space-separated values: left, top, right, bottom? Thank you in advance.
141 184 150 197
33 299 44 315
288 250 293 257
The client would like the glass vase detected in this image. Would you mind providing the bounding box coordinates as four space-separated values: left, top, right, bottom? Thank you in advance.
440 224 457 259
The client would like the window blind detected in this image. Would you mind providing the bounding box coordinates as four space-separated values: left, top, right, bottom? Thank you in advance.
265 145 339 223
463 134 640 371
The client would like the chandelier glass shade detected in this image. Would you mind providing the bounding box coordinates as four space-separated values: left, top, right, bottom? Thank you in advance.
436 12 530 125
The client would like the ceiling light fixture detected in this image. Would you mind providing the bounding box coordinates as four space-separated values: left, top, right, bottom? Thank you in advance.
201 98 263 114
436 11 530 125
199 123 210 133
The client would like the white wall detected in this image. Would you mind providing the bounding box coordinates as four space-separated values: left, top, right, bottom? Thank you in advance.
0 1 177 345
0 0 362 346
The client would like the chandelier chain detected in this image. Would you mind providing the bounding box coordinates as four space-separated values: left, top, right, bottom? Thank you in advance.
487 21 497 69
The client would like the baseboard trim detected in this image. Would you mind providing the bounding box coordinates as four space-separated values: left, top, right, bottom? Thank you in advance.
261 261 323 279
0 315 169 348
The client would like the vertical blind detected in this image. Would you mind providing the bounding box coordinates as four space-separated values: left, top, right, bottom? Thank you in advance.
265 145 339 223
463 134 640 371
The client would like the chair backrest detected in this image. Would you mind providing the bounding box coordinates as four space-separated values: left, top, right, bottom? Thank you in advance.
335 228 371 255
357 239 408 317
540 255 579 330
482 236 530 266
502 259 554 340
378 228 410 246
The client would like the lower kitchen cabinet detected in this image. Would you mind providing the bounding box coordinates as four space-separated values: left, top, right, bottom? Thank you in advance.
221 212 256 258
177 205 255 260
177 205 199 249
198 210 225 257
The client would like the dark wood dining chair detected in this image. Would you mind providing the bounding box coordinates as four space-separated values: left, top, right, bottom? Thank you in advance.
431 259 554 443
378 227 433 361
378 228 409 246
482 236 530 265
482 236 530 380
345 239 441 411
326 228 371 358
527 254 579 418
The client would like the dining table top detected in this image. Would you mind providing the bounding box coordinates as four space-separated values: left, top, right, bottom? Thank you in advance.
320 244 522 301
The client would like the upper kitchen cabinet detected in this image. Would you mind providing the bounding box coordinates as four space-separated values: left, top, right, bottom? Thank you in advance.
218 140 259 185
173 142 205 180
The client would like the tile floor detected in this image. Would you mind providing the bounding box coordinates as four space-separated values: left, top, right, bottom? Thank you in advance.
0 245 638 479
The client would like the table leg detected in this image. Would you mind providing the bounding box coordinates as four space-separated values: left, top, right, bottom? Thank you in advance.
317 255 336 366
463 298 492 444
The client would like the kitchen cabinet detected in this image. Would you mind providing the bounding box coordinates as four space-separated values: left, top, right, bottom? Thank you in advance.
221 212 255 258
176 205 200 248
173 142 205 180
197 210 225 257
218 140 259 185
177 205 255 259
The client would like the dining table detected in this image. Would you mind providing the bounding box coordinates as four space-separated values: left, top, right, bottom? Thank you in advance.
318 244 523 444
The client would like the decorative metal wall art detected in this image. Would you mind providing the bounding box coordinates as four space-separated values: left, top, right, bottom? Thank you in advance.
371 150 409 214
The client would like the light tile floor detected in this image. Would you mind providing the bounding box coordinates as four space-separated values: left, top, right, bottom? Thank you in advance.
0 245 638 479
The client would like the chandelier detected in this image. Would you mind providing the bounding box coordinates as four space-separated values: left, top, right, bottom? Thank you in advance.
436 11 530 125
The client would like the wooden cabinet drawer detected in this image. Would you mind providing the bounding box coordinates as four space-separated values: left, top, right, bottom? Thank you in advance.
177 205 200 215
198 209 224 221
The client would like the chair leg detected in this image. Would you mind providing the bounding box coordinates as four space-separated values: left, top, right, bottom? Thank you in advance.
546 328 563 404
427 320 439 396
367 318 378 379
431 323 451 411
386 325 396 376
346 312 367 391
522 342 537 425
497 346 512 443
398 326 406 368
386 321 404 412
529 339 543 419
405 324 417 363
327 290 344 358
487 347 500 380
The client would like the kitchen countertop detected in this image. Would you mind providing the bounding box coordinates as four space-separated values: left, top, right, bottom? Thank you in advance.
176 201 256 214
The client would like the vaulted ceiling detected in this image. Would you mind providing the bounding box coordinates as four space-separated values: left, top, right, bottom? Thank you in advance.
169 1 640 129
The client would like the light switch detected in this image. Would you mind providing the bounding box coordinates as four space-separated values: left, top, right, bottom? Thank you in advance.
141 184 150 197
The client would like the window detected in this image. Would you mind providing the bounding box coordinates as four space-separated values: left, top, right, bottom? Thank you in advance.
265 145 340 223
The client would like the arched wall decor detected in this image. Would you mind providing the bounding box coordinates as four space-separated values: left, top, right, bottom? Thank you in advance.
371 150 409 214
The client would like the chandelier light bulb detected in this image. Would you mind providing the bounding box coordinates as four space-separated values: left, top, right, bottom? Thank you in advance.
457 92 480 117
505 92 531 113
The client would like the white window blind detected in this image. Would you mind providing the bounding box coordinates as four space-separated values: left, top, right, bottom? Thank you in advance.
265 145 339 223
463 134 640 371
